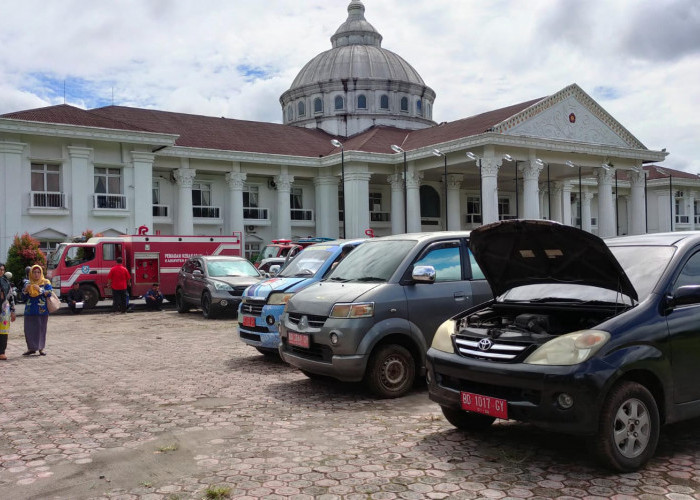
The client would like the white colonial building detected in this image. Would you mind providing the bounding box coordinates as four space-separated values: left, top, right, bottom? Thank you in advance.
0 0 694 262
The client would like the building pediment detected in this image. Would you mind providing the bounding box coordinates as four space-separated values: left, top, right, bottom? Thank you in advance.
495 84 646 150
31 228 68 240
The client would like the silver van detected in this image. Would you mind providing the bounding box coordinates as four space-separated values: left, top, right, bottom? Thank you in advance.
278 232 492 398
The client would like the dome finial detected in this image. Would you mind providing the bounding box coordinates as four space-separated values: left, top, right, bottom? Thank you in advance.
331 0 382 48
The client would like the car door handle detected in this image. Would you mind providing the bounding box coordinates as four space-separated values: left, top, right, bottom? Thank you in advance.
454 292 466 301
89 270 97 274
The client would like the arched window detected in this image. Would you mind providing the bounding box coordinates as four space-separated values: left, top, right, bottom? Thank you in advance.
298 101 306 117
286 105 293 121
426 102 431 119
335 96 344 110
416 99 422 115
420 185 440 218
400 96 409 112
380 94 389 109
314 97 323 113
357 94 367 109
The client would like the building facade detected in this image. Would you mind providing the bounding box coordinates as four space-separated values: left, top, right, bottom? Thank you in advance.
0 0 690 262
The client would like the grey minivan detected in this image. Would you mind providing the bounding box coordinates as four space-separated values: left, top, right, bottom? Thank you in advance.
278 232 492 398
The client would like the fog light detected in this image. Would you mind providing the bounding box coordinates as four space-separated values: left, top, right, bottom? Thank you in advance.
329 332 339 345
557 393 574 409
220 299 228 307
266 315 275 325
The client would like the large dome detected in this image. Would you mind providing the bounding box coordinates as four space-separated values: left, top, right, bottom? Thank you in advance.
280 0 436 137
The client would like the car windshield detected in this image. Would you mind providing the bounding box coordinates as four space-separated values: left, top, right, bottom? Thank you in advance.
279 247 335 277
327 240 416 282
206 259 259 277
47 243 67 270
500 245 676 305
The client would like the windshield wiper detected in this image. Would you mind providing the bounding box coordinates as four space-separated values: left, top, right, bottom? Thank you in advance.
354 277 385 282
328 276 350 282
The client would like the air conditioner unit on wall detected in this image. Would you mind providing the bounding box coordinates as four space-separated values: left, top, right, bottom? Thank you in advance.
246 225 256 232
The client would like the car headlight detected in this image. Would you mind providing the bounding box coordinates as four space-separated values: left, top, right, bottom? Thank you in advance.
329 302 374 318
430 318 456 353
524 330 610 366
213 281 233 291
268 292 294 305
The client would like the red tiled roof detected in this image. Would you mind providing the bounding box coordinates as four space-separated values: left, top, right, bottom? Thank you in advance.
0 104 153 132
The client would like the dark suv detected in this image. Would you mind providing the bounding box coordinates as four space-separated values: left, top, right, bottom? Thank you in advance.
427 220 700 471
176 256 263 319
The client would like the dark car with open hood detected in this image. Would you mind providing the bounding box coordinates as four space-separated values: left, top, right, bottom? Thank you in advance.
427 219 700 471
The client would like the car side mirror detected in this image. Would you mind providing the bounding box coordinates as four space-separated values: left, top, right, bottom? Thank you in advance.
193 269 203 276
412 265 436 283
670 285 700 307
269 265 281 276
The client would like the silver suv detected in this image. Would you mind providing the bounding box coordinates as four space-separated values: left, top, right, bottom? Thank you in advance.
279 232 492 398
176 256 263 319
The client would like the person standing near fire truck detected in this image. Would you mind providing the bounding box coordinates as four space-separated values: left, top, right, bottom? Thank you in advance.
107 257 131 313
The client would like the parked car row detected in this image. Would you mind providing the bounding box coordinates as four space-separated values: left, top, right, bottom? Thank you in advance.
178 221 700 472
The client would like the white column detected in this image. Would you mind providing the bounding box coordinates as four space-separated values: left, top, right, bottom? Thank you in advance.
225 170 246 240
551 182 563 223
481 156 500 224
314 175 340 239
446 174 463 231
0 142 25 261
582 191 593 233
275 173 293 240
629 170 646 235
596 168 616 238
690 192 696 231
173 162 196 235
406 166 423 233
521 161 542 220
562 181 572 226
67 146 92 235
344 171 371 238
131 151 155 234
388 173 405 234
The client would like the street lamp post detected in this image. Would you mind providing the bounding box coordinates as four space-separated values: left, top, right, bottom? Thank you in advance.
566 161 583 229
432 149 448 230
391 144 408 233
330 139 346 238
466 152 483 224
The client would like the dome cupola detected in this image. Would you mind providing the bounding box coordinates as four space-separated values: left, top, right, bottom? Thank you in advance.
280 0 436 137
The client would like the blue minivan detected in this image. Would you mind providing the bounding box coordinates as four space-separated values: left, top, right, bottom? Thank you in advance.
238 239 365 354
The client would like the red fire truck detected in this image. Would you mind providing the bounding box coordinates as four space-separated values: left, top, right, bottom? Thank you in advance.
46 233 242 309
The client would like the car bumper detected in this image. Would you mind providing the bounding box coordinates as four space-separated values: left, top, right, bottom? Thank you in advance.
278 316 375 382
426 347 612 435
238 304 283 349
212 293 242 314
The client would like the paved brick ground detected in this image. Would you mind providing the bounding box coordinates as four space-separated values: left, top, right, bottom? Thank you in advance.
1 307 700 499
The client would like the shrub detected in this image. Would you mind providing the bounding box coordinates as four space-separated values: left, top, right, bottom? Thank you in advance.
5 233 46 286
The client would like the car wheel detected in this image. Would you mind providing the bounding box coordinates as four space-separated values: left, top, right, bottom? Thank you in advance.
255 347 277 356
593 381 660 472
80 284 99 309
364 344 415 399
201 291 217 319
175 288 189 313
441 405 495 430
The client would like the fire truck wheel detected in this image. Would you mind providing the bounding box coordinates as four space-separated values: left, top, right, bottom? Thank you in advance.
201 291 218 319
80 284 99 309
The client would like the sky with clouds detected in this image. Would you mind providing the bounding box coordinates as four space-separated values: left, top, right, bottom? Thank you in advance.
1 0 698 172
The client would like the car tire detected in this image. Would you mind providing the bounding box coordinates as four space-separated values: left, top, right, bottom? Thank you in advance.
80 284 99 309
201 291 217 319
364 344 415 399
592 381 660 472
255 347 277 356
440 405 495 431
175 289 189 313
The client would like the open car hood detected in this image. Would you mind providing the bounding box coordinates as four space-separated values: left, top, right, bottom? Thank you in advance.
469 220 638 301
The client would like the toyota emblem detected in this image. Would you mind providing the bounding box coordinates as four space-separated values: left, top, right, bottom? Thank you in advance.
298 316 309 331
478 338 493 351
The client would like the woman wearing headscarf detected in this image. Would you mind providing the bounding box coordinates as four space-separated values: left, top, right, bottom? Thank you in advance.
22 264 52 356
0 263 17 360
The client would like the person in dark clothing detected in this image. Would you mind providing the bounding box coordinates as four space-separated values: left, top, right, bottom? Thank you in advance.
143 283 164 311
66 282 85 314
0 263 17 360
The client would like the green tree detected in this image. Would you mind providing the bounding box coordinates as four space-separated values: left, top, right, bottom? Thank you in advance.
5 233 46 286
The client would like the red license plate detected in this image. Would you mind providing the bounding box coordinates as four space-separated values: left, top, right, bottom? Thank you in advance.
242 316 256 328
461 391 508 419
288 331 310 349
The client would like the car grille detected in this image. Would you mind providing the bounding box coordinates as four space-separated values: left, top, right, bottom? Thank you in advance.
454 333 533 362
287 312 327 329
228 286 249 298
240 300 264 315
283 339 332 362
